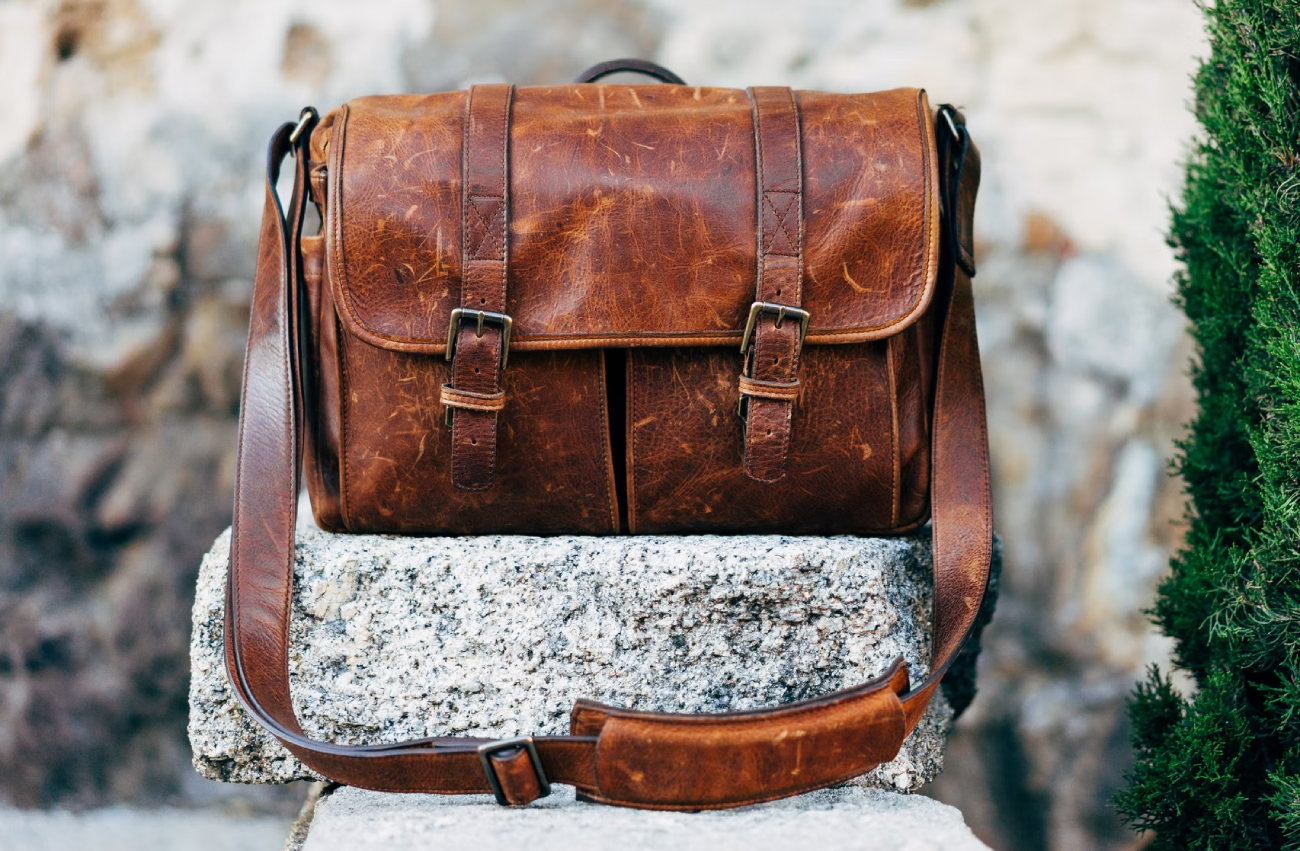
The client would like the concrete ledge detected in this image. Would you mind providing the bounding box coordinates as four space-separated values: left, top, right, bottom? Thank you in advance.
295 785 991 851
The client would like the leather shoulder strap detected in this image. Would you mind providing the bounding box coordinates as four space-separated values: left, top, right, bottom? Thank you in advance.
442 84 515 491
740 86 806 483
224 106 989 811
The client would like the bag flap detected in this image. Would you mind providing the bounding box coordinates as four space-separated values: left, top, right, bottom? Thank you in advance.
322 85 940 353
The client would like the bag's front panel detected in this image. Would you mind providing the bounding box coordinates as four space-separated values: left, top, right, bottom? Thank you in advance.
627 341 923 535
335 335 619 535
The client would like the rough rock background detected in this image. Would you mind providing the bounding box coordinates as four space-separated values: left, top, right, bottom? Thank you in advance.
0 0 1203 848
188 528 954 792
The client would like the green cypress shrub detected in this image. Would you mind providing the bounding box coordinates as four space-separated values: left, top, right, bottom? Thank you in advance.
1117 2 1300 848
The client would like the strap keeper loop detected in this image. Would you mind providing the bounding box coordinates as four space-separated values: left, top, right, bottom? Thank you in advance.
478 736 551 806
738 375 801 401
441 384 506 426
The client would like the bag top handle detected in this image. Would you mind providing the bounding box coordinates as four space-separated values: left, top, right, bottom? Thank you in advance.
574 58 686 85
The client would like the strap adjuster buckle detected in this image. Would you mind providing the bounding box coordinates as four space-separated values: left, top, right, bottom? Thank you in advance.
445 308 513 368
477 736 551 806
739 301 810 356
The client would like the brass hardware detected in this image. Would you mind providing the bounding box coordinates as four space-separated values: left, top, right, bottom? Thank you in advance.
445 309 513 367
739 301 810 356
444 309 513 428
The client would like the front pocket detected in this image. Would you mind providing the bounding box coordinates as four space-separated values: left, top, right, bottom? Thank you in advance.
626 344 903 535
337 333 619 535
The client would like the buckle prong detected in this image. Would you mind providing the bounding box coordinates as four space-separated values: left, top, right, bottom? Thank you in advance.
477 736 551 806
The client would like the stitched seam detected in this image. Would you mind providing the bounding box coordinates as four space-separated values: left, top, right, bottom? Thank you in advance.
461 88 472 300
483 85 512 487
624 353 634 532
467 197 503 259
273 158 298 726
334 320 937 352
763 192 798 255
604 668 903 726
496 86 511 312
790 86 805 304
337 319 353 530
329 106 354 531
916 90 938 340
596 351 618 533
888 337 899 528
453 89 474 489
749 87 766 301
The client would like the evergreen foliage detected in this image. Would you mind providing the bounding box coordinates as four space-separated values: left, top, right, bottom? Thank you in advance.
1117 2 1300 847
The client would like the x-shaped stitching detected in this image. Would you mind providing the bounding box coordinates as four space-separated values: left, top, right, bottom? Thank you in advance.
763 191 798 255
468 196 504 260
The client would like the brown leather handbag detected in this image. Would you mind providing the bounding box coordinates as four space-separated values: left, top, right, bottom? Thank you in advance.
225 59 991 810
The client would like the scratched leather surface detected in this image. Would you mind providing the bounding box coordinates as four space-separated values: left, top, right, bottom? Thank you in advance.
319 85 939 353
336 339 618 534
626 339 929 534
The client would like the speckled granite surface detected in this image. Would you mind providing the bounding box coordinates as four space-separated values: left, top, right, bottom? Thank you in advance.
189 527 958 792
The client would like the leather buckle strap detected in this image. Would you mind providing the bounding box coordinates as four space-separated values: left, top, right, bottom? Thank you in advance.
740 86 805 483
447 83 515 492
478 737 551 806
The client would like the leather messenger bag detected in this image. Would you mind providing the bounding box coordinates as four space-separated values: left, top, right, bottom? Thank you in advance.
226 59 990 810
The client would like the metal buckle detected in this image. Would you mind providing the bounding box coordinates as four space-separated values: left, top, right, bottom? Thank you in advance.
739 301 811 356
444 309 513 427
445 308 513 367
737 302 810 420
477 736 551 806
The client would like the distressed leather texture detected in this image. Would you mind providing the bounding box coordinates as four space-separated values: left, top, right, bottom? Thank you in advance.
224 72 990 811
323 86 939 353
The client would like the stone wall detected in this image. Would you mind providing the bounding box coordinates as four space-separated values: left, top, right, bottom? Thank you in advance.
0 0 1204 847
